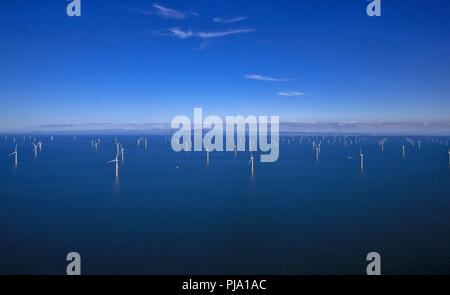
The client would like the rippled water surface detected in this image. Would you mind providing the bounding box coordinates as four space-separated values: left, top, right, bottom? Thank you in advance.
0 135 449 274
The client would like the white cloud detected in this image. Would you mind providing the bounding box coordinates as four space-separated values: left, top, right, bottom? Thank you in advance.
153 4 198 19
277 91 308 96
213 16 248 24
245 74 292 82
168 28 256 39
127 4 198 19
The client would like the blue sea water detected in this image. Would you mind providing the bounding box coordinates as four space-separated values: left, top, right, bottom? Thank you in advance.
0 135 449 274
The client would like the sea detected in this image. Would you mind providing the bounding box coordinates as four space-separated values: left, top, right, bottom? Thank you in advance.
0 135 449 274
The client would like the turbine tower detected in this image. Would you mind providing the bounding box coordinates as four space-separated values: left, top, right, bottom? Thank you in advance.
206 148 210 165
38 140 42 151
249 152 254 175
9 145 18 166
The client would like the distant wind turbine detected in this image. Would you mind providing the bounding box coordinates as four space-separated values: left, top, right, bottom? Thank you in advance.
120 144 125 161
360 149 364 170
32 142 38 158
249 152 254 175
9 145 18 166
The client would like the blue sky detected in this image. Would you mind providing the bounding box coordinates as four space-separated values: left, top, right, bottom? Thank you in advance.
0 0 449 131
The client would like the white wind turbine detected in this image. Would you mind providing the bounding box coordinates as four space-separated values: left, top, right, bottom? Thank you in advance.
120 144 125 161
38 140 42 151
249 151 254 175
32 142 38 158
108 151 120 178
360 149 364 170
9 145 18 166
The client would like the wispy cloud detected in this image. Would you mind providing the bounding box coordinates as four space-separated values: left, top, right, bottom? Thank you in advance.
213 16 248 24
245 74 292 82
277 91 308 96
194 41 211 51
127 4 198 19
167 27 256 39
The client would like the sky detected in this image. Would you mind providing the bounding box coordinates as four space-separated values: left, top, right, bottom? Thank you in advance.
0 0 449 132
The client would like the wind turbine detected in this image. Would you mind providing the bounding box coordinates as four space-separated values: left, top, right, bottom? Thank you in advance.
108 151 119 178
206 148 210 165
249 152 254 175
9 145 18 166
120 144 125 161
360 149 364 170
402 145 405 158
38 140 42 151
32 142 38 158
